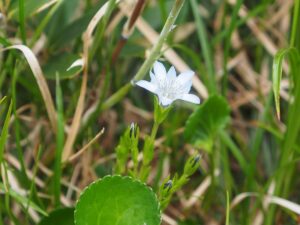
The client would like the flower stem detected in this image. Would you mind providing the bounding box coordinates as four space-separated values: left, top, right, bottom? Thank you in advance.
150 121 160 140
139 121 161 182
100 83 132 111
100 0 186 110
132 0 185 82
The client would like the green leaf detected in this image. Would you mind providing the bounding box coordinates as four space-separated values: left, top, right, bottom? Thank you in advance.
75 176 161 225
38 208 74 225
49 2 103 48
45 0 80 41
184 95 230 152
42 53 83 80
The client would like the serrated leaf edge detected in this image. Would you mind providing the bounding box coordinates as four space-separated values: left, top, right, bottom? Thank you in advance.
74 175 162 225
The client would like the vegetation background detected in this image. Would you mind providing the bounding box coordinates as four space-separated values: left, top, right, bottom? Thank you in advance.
0 0 300 224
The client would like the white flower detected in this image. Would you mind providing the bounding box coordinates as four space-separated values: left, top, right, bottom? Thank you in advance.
136 61 200 106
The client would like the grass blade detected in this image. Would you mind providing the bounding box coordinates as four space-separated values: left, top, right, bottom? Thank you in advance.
2 45 57 132
189 0 216 94
0 100 12 165
290 0 300 48
18 0 26 44
226 191 230 225
222 0 244 94
272 48 299 119
54 75 64 207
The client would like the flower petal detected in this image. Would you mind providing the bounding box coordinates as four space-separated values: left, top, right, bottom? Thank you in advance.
136 80 157 93
150 71 157 84
153 61 167 81
176 71 194 85
179 93 200 104
182 81 193 93
167 66 176 79
159 96 174 106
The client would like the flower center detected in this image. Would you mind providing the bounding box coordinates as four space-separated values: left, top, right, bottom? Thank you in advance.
157 78 183 99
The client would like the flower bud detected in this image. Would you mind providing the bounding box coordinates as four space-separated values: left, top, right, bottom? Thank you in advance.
184 154 201 176
163 180 173 191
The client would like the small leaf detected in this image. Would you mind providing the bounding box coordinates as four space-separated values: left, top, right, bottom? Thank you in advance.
75 175 161 225
184 95 230 152
38 208 74 225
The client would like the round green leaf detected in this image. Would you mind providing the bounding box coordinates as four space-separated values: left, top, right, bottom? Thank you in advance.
38 208 74 225
75 175 161 225
184 95 230 152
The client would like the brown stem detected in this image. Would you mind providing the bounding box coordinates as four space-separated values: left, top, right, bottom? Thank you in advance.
111 0 147 64
128 0 146 30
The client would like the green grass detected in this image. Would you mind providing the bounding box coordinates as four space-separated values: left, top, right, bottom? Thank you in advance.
54 75 64 207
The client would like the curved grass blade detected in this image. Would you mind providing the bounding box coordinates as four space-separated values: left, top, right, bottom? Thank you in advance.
62 0 120 161
1 45 57 132
272 47 300 119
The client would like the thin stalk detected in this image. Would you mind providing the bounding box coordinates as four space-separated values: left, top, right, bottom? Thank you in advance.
128 0 146 29
220 143 233 192
133 0 185 82
139 121 160 182
247 91 273 189
29 0 63 47
12 62 29 184
89 0 116 61
150 122 159 140
2 163 17 224
219 131 249 175
225 191 230 225
54 75 64 207
222 0 244 95
101 0 186 111
190 0 216 94
18 0 26 44
290 0 300 48
0 100 12 166
265 6 300 220
111 0 147 63
0 203 2 225
0 97 12 224
25 146 43 221
153 152 166 191
212 3 268 45
100 83 132 111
